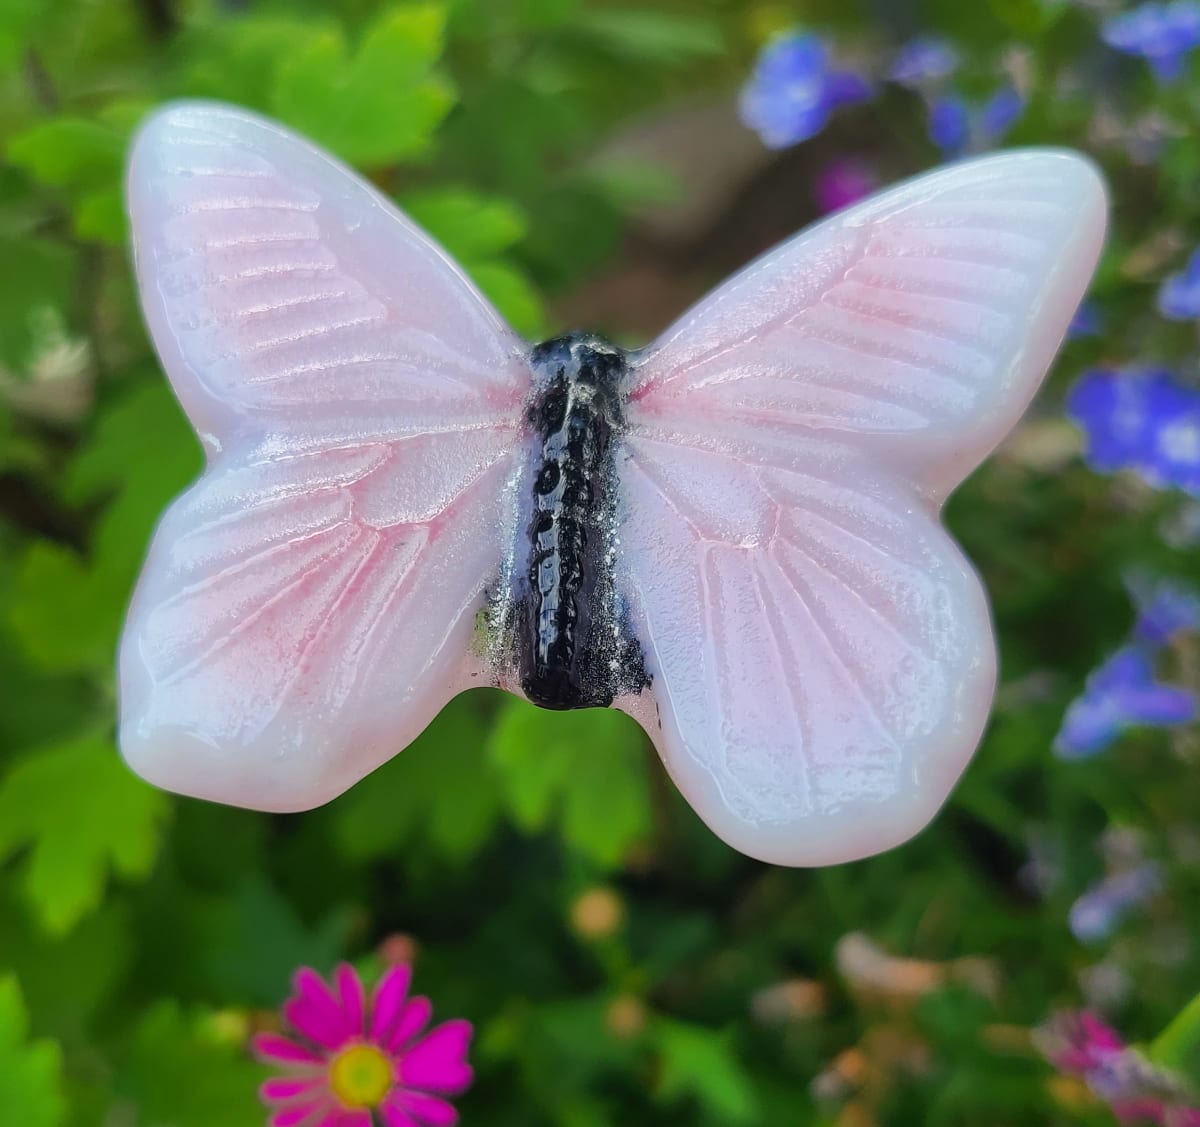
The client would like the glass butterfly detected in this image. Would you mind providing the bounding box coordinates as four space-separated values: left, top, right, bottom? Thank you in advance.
120 103 1106 865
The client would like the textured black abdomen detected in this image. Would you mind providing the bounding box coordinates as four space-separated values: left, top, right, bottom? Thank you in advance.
516 334 646 710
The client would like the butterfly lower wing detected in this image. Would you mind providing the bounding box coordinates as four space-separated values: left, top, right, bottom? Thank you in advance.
630 151 1106 500
616 427 995 865
121 103 527 808
122 439 515 809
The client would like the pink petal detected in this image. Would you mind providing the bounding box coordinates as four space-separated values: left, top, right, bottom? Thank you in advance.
1080 1012 1125 1054
380 1103 420 1127
387 997 432 1053
389 1091 460 1127
370 964 413 1045
270 1098 331 1127
397 1020 474 1094
334 963 365 1038
285 997 352 1051
260 1076 325 1102
328 1112 372 1127
253 1033 325 1068
286 969 354 1048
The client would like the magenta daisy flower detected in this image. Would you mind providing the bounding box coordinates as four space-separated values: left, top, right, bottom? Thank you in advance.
253 963 473 1127
1038 1010 1200 1125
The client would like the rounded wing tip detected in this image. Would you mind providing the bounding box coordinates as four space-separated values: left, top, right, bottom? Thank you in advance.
127 100 289 184
703 778 958 867
132 99 261 142
118 715 351 816
979 146 1110 228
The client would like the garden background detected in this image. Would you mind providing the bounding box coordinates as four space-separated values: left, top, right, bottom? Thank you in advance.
1 0 1199 1123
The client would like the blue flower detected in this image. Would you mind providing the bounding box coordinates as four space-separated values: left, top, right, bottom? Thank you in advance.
1069 300 1103 339
1129 576 1200 644
1054 647 1197 759
889 37 959 87
1067 368 1200 492
1102 1 1200 82
928 96 971 155
740 32 872 150
1069 863 1162 943
927 86 1024 158
1157 248 1200 319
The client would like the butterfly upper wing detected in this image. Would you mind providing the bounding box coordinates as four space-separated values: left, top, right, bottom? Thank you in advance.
120 102 527 811
631 151 1107 499
619 151 1106 865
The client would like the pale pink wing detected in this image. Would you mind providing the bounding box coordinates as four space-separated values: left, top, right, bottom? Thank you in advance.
120 102 526 811
618 151 1106 865
631 150 1107 499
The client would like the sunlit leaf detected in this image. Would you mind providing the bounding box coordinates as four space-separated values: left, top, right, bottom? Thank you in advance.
575 10 725 64
402 188 528 259
272 4 455 165
331 696 502 865
654 1019 758 1124
116 1002 264 1127
0 976 65 1127
0 733 170 934
488 700 651 867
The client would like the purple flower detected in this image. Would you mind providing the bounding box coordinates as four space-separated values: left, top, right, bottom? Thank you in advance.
1103 2 1200 82
1054 646 1197 759
927 86 1024 157
740 32 872 150
1158 248 1200 319
1069 299 1104 339
889 37 959 87
1129 576 1200 644
1038 1011 1199 1125
1067 368 1200 492
813 158 877 213
1069 862 1162 943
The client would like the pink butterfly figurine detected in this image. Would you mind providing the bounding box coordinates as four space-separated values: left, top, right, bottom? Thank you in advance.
120 102 1107 866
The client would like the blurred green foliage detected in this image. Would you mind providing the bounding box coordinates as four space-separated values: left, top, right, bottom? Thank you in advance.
0 0 1198 1124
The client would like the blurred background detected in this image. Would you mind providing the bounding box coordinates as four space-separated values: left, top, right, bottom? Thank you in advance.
2 0 1200 1123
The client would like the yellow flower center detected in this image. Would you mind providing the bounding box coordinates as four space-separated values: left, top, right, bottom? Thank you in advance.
328 1043 394 1109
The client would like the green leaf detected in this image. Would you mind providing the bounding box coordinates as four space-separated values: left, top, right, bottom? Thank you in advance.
0 893 131 1039
0 733 170 935
488 701 651 867
6 382 201 673
0 237 74 371
64 381 199 512
200 875 350 1006
399 189 544 333
272 5 455 166
9 386 192 676
0 0 39 71
469 262 545 338
515 0 581 29
7 117 123 191
984 0 1068 34
7 116 129 244
184 16 336 112
7 541 123 673
402 188 527 260
654 1019 758 1124
116 1002 264 1127
1148 989 1200 1079
575 11 725 64
10 382 196 673
0 977 65 1127
331 695 502 865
